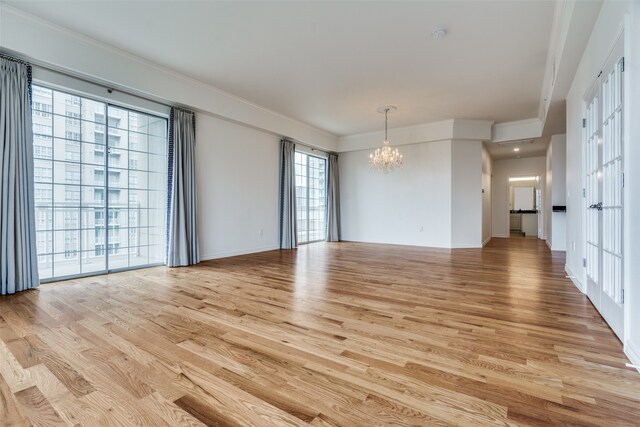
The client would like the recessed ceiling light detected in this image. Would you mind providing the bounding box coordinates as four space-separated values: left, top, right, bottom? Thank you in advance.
432 27 447 39
514 148 520 152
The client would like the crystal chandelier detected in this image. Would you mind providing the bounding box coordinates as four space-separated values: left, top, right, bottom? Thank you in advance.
369 106 403 172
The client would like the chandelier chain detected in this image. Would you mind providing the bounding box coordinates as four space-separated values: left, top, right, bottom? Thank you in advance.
385 108 388 142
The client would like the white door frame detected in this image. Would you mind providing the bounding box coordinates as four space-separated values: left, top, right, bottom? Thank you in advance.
582 33 625 341
506 175 542 238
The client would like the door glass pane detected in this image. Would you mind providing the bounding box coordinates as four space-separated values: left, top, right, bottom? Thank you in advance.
32 86 54 279
585 94 599 284
294 152 327 244
308 156 327 242
601 58 624 304
107 105 167 270
295 152 308 243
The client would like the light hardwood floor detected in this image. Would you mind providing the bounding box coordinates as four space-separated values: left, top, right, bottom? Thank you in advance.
1 238 639 426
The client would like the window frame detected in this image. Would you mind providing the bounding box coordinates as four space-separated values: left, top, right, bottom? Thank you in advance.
32 83 169 283
294 151 327 245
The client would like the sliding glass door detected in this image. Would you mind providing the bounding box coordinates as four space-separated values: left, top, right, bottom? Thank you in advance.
294 152 327 244
32 85 168 281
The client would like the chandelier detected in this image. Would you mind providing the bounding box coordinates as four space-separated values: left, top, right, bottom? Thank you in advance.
369 106 403 172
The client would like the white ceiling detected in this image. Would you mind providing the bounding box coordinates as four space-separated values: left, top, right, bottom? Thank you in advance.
483 98 566 160
8 1 555 137
484 137 550 161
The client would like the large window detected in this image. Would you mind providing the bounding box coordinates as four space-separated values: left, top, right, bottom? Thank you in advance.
295 152 327 244
32 85 168 280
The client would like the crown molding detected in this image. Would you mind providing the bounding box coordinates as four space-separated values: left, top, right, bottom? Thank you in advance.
337 119 493 153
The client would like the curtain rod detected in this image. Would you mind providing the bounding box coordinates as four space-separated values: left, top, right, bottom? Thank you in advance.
38 59 335 154
283 138 335 155
0 48 174 109
303 144 334 155
36 62 174 109
2 49 336 153
0 52 31 66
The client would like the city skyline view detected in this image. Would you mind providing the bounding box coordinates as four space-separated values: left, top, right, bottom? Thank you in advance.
32 85 168 279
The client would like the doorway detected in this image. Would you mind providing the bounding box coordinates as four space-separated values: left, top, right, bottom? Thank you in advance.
508 176 541 238
32 85 168 282
294 151 327 244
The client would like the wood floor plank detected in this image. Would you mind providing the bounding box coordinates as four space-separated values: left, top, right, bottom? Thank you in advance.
0 238 639 426
0 340 34 393
79 389 171 427
140 391 205 427
0 372 29 427
23 334 95 398
173 393 232 427
176 361 308 427
14 386 66 427
26 363 101 426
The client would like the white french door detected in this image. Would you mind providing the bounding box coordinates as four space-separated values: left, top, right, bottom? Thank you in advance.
584 37 624 340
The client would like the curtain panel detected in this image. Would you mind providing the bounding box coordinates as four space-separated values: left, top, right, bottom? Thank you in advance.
166 107 200 267
279 139 297 249
326 153 340 242
0 57 40 294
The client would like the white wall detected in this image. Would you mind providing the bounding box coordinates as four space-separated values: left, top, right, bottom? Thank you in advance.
565 0 640 366
545 141 553 246
339 140 452 248
550 212 567 251
196 115 280 260
451 140 483 248
626 0 640 369
551 135 567 207
481 145 492 245
491 156 546 238
549 134 567 251
340 139 485 249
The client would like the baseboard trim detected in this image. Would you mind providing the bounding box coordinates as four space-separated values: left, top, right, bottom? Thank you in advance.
546 239 552 250
624 340 640 374
565 264 585 293
339 238 452 249
482 237 492 247
492 234 509 239
201 245 279 261
451 243 483 249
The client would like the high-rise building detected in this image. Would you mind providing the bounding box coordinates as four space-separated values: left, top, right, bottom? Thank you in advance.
32 86 168 279
294 151 327 244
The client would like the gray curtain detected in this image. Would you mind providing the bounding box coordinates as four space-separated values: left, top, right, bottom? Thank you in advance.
279 139 297 249
166 107 199 267
1 57 39 294
326 154 340 242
